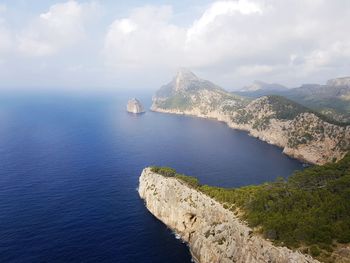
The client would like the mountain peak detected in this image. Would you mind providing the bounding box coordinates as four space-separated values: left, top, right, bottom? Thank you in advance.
175 68 198 82
176 68 196 77
174 68 200 91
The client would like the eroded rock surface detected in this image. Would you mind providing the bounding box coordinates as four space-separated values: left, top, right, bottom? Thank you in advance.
139 168 319 263
127 98 145 114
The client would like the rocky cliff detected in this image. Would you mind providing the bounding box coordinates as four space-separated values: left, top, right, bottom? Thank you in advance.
151 69 350 165
139 168 318 263
236 77 350 123
127 98 145 114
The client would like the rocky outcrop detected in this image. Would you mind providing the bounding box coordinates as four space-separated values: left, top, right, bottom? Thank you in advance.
139 168 319 263
127 98 145 114
151 70 350 165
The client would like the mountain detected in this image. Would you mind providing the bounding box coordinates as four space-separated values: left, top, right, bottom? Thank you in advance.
153 68 249 113
287 78 350 102
239 80 287 92
236 77 350 123
327 76 350 87
152 70 350 165
156 68 220 96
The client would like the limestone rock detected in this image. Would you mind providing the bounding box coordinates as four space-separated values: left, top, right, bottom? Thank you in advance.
127 98 145 114
139 168 319 263
151 70 350 165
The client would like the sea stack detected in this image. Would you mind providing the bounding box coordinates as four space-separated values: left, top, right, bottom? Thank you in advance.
127 98 145 114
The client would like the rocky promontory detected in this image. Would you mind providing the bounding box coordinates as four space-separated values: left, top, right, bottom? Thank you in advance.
138 168 318 263
127 98 145 114
151 69 350 165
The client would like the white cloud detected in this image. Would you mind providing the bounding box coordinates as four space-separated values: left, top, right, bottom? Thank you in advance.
103 1 264 70
0 27 11 53
0 5 11 55
117 19 137 34
17 1 99 57
187 0 262 41
103 0 350 87
104 5 186 69
236 65 274 76
2 0 350 89
0 4 6 13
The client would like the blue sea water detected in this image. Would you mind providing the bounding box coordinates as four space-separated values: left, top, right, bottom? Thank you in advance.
0 91 304 262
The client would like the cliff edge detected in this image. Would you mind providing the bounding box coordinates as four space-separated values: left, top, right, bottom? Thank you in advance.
138 168 318 263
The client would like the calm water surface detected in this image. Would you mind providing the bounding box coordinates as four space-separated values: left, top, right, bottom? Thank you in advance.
0 91 304 262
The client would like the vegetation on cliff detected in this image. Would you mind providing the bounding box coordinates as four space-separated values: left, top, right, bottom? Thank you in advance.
267 95 349 126
150 166 200 188
231 95 348 127
155 94 193 110
153 70 350 166
151 153 350 261
236 77 350 124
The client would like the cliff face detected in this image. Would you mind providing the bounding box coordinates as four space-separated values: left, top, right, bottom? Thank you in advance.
151 70 350 165
127 98 145 113
139 168 318 263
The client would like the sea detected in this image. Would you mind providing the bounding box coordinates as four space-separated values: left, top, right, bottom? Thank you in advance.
0 90 304 262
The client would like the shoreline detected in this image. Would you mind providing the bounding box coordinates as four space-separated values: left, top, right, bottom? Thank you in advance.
150 108 313 165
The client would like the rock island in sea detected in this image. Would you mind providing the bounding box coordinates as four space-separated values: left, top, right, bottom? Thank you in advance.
127 98 145 114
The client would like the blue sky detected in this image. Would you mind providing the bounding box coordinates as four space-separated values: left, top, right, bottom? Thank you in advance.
0 0 350 90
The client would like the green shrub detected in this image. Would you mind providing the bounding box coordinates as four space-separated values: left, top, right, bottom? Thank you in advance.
150 166 199 187
309 245 321 257
150 166 176 177
150 153 350 253
157 94 192 110
267 95 349 126
175 174 200 188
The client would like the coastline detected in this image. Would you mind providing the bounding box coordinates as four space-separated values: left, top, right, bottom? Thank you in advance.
150 107 313 165
139 168 319 263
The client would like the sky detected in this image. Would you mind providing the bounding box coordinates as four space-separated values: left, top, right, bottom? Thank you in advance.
0 0 350 91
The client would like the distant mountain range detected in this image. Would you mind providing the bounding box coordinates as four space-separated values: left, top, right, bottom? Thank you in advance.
236 77 350 123
152 69 350 165
239 80 288 92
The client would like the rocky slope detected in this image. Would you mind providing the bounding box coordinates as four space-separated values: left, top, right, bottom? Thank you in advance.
139 168 319 263
237 77 350 123
152 70 350 165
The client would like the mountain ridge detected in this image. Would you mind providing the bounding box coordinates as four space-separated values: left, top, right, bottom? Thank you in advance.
151 70 350 165
235 77 350 123
240 80 288 92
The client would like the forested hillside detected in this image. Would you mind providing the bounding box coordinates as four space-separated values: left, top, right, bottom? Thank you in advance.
152 153 350 262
